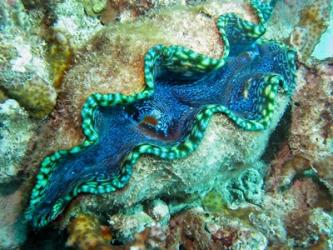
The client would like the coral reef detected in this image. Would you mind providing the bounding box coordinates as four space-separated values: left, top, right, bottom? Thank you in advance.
0 99 35 184
0 0 57 118
262 141 333 247
260 56 333 248
83 0 108 17
166 209 214 249
115 208 267 250
0 0 330 248
281 179 333 248
66 213 112 250
51 0 104 50
202 189 225 213
108 204 155 242
114 177 331 249
0 184 28 249
108 199 170 243
290 0 332 62
219 163 266 209
26 0 297 228
314 156 333 195
248 187 333 249
289 58 333 194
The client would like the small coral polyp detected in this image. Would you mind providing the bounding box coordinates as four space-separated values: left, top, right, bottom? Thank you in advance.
26 0 297 228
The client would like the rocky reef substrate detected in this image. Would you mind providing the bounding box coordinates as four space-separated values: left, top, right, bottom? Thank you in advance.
0 0 332 249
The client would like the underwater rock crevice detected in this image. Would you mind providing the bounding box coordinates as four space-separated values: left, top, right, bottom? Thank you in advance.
262 105 292 163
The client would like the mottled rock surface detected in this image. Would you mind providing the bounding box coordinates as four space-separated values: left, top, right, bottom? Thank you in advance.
290 59 333 194
0 99 34 249
0 1 57 118
0 184 27 249
0 99 35 184
0 0 331 249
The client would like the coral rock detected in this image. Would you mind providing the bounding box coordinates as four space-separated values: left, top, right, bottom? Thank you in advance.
290 0 332 61
0 185 27 249
0 0 57 118
52 0 104 50
0 99 35 184
147 199 170 226
108 204 154 242
66 214 112 250
289 59 333 194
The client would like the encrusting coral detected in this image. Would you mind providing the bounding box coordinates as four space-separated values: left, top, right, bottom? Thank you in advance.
0 0 331 249
0 99 35 184
202 190 225 213
0 0 57 118
83 0 108 17
289 58 333 194
202 162 266 212
290 0 332 62
0 182 28 249
51 0 104 50
220 163 266 209
108 204 155 242
25 0 297 228
66 213 112 250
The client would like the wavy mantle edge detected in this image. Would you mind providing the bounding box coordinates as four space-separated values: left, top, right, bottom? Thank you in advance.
26 0 297 228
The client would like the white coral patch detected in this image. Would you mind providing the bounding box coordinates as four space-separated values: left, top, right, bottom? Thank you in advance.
10 43 32 73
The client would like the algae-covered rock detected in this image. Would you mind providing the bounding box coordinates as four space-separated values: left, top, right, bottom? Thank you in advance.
289 59 333 194
164 208 268 250
108 204 155 242
0 99 34 249
0 99 35 184
0 1 57 118
51 0 104 50
107 199 170 243
66 213 112 250
264 0 332 62
148 199 170 226
83 0 108 16
289 0 332 62
0 184 28 250
249 211 287 243
98 0 189 24
253 177 333 248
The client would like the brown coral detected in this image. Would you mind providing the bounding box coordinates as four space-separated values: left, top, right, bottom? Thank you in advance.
290 0 332 61
3 77 57 118
288 59 333 193
66 214 112 250
166 210 215 249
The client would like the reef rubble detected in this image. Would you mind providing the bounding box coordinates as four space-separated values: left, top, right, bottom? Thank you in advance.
0 0 332 249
